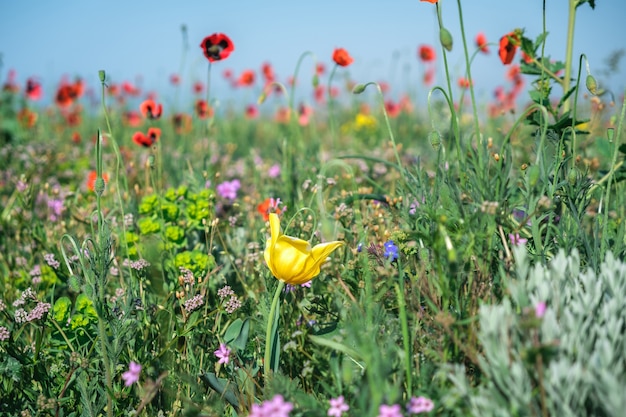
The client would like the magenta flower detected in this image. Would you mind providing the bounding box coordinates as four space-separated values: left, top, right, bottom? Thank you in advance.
248 394 293 417
328 395 350 417
216 179 241 200
122 361 142 386
509 233 528 246
407 396 435 414
535 301 547 318
214 343 231 364
268 164 281 178
378 404 402 417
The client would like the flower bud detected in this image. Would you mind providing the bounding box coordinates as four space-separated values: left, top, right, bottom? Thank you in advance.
585 74 598 95
352 84 367 94
257 91 267 104
528 165 540 187
94 177 105 196
98 70 106 82
312 73 319 88
567 168 578 186
429 130 442 151
440 28 453 52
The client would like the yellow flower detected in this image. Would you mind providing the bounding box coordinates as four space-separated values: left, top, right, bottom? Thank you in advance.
264 213 344 285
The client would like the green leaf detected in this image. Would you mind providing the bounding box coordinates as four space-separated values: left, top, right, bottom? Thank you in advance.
224 318 251 351
533 32 549 51
232 318 250 352
201 372 240 410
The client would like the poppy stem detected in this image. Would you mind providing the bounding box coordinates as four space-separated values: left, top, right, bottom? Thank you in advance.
562 0 578 113
327 64 339 149
206 62 212 136
264 280 286 383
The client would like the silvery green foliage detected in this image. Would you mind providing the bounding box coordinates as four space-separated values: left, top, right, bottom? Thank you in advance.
442 248 626 417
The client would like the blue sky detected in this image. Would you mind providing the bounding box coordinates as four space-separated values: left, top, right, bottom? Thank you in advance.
1 0 624 107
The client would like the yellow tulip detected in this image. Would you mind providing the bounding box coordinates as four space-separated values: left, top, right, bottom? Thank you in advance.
264 213 344 285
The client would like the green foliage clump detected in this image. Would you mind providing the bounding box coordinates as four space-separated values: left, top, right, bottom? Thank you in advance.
442 248 626 417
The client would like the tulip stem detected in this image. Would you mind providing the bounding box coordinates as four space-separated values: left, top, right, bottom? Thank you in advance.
264 280 285 383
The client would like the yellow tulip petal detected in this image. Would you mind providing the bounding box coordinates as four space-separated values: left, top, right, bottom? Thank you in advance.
268 213 281 247
264 213 344 284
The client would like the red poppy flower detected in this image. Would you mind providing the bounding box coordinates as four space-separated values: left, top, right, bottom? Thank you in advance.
257 198 283 221
475 32 489 54
87 171 109 192
420 0 439 3
315 62 326 75
172 113 192 134
124 111 142 127
384 100 401 118
170 74 181 85
122 81 140 96
192 81 204 94
64 108 82 126
17 108 38 128
139 99 163 119
499 32 519 65
245 104 259 119
423 67 435 86
237 70 256 87
200 33 234 63
261 62 275 83
418 45 436 62
132 127 161 147
195 100 214 119
25 78 42 100
55 81 81 108
458 77 471 89
521 51 534 64
332 48 354 67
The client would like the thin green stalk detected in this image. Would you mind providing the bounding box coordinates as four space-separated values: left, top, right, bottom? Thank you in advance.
600 89 626 256
94 131 114 417
289 51 316 114
562 0 577 113
455 0 482 148
264 280 286 382
206 62 213 135
327 64 339 146
395 273 412 395
98 71 133 285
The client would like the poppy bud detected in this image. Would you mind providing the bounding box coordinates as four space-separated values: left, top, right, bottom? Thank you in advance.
352 84 367 94
567 168 578 186
312 74 319 88
429 130 442 151
257 91 267 105
528 165 540 187
94 177 105 196
585 74 598 95
440 28 453 52
99 70 106 83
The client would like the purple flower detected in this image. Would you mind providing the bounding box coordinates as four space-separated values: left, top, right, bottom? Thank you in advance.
383 240 399 261
216 179 241 200
214 343 231 365
268 164 281 178
122 361 142 386
378 404 402 417
328 395 350 417
509 233 527 246
407 396 434 414
47 198 64 221
535 301 547 318
248 395 293 417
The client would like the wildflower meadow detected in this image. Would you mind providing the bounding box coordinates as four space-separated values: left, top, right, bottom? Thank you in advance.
2 1 626 416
